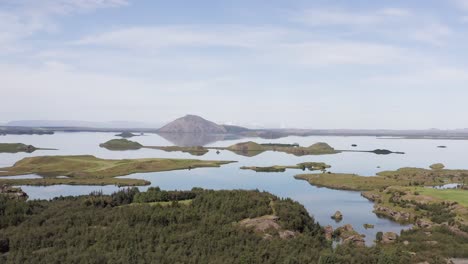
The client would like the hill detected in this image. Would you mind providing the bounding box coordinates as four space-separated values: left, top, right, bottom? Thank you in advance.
158 115 228 134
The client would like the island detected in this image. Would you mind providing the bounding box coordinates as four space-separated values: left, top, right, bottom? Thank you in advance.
99 139 143 150
0 155 235 186
99 139 209 155
0 143 37 153
240 162 330 172
115 131 139 138
211 141 341 157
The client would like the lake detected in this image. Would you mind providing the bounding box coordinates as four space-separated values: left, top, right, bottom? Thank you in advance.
1 132 466 244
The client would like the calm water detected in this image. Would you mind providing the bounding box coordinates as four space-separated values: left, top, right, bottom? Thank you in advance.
1 132 467 244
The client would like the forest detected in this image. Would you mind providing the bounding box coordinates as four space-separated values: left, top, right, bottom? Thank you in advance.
0 188 465 263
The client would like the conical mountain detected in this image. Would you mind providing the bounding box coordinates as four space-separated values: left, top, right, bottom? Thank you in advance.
158 115 228 134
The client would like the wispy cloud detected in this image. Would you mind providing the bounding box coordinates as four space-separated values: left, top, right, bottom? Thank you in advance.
293 7 411 27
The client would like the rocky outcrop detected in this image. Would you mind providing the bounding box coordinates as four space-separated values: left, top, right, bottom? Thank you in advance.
324 225 333 240
239 215 297 239
335 224 365 247
0 185 28 199
374 205 412 222
331 211 343 221
381 232 398 244
361 192 381 202
416 219 433 229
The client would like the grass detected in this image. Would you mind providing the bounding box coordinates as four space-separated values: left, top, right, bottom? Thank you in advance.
99 139 143 150
0 155 235 186
147 146 209 156
100 139 209 156
412 187 468 207
212 141 340 157
295 173 403 191
0 143 37 153
241 162 330 173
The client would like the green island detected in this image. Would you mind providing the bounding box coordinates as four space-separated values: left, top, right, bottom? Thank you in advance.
295 163 468 259
0 143 47 153
99 139 209 155
0 155 234 186
115 131 139 138
211 141 341 157
99 139 143 150
241 162 331 172
2 187 467 263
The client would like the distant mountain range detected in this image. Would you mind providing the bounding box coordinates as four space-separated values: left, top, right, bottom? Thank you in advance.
5 120 161 129
3 116 468 140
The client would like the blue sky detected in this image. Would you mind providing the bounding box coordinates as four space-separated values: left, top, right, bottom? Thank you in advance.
1 0 468 129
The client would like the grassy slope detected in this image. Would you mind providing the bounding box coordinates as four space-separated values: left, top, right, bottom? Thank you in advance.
412 187 468 207
0 155 234 186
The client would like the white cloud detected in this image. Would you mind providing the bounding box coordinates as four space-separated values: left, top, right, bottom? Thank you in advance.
74 25 288 49
292 7 452 45
293 7 411 27
0 0 128 53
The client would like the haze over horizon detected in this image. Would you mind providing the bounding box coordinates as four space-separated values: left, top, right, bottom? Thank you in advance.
2 0 468 129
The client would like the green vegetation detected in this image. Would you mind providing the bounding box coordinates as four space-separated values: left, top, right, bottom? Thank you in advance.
99 139 143 150
147 146 209 156
100 139 209 156
212 141 340 157
295 173 402 191
115 132 138 138
1 188 465 263
429 163 445 170
0 188 329 263
0 143 37 153
296 164 468 191
0 155 234 186
414 187 468 207
241 162 331 173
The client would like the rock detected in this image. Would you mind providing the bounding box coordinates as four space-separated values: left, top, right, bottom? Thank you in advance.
331 211 343 221
351 144 357 147
363 223 374 229
239 215 280 233
416 219 433 229
278 230 297 239
324 225 334 240
374 205 411 222
361 192 381 202
381 232 398 244
403 240 409 245
424 241 438 245
0 185 28 199
341 224 354 232
342 235 365 247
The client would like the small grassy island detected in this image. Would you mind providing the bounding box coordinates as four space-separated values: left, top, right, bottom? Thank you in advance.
115 131 139 138
99 139 143 150
211 141 341 157
241 162 331 172
0 155 234 186
0 143 38 153
99 139 209 155
295 163 468 258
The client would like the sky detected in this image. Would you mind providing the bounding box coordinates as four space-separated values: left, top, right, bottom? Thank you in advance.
1 0 468 129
